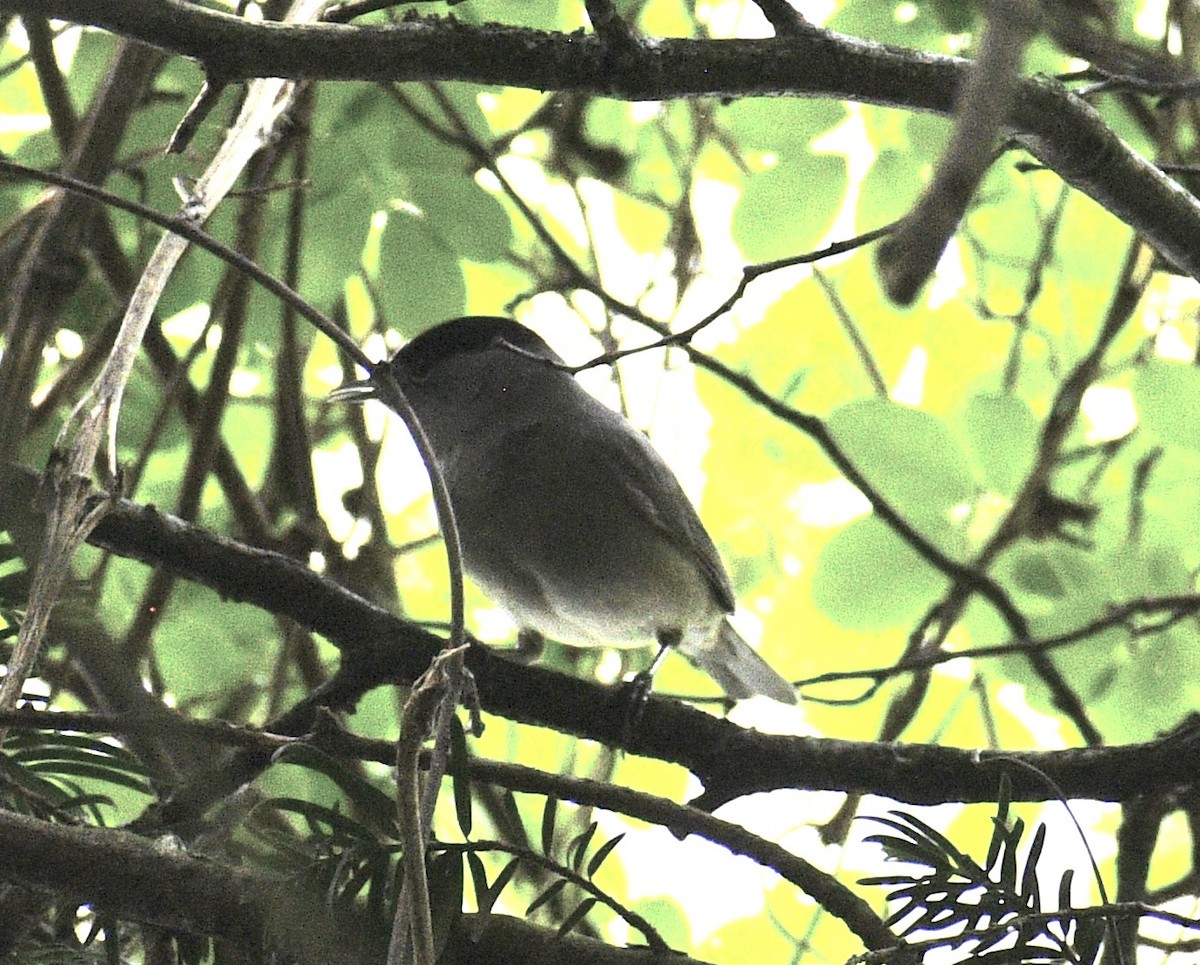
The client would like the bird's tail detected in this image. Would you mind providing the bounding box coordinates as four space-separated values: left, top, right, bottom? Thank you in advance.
684 621 795 704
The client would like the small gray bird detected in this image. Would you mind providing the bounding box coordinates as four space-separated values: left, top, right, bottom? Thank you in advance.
331 316 795 705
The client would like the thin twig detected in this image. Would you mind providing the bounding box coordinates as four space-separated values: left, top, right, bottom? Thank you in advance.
388 646 467 965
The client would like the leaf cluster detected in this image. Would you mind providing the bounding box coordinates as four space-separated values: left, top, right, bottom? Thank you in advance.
241 741 639 956
1 729 151 824
863 780 1107 965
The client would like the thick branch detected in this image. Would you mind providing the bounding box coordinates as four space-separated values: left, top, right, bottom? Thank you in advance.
19 0 1200 304
79 490 1200 808
19 0 925 95
0 809 373 963
0 807 705 965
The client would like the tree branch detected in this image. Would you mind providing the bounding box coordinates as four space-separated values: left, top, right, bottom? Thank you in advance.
14 0 1200 283
0 806 712 965
73 487 1200 809
0 808 374 963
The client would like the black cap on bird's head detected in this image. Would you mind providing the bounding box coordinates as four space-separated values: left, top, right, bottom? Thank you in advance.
392 316 562 379
328 316 563 404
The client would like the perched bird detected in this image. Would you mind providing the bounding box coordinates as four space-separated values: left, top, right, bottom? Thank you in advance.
331 316 795 704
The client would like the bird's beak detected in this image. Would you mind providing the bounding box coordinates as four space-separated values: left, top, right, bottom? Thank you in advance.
327 377 378 404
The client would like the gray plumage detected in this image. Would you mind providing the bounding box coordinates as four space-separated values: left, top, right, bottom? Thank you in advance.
332 317 795 704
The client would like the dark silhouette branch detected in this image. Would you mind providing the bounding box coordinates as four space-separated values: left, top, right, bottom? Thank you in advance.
71 488 1200 809
11 0 1200 285
878 0 1040 303
0 805 725 965
0 808 374 963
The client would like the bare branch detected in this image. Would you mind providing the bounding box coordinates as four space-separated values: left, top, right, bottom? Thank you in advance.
878 0 1041 303
14 0 1200 283
70 489 1200 809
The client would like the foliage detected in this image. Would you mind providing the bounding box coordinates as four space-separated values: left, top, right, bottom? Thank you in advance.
862 778 1107 965
247 748 643 953
2 0 1200 963
0 729 151 821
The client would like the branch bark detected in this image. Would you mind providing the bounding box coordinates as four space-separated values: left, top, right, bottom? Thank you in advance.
15 0 1200 318
0 807 716 964
0 808 373 963
71 487 1200 809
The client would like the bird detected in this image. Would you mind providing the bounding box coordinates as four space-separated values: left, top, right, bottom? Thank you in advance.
330 316 795 705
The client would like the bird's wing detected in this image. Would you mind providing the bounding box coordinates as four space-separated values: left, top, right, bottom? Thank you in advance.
594 411 737 614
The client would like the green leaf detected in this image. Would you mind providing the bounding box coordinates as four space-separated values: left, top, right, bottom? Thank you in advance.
999 818 1018 891
466 851 489 911
332 847 382 909
586 832 625 878
1134 358 1200 453
857 112 949 231
269 743 399 836
7 731 148 771
1057 868 1074 911
1021 823 1045 907
963 392 1039 495
377 209 466 332
540 795 558 855
892 812 976 873
829 398 977 520
526 878 567 916
557 897 598 938
719 98 847 262
486 857 521 911
450 715 473 839
832 0 960 49
811 515 946 631
732 155 847 261
0 752 77 810
985 776 1012 873
568 821 598 874
930 0 979 32
257 797 384 844
24 760 150 795
428 851 464 960
410 178 511 263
